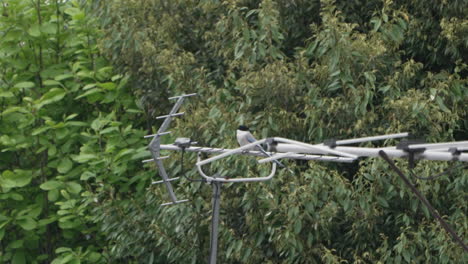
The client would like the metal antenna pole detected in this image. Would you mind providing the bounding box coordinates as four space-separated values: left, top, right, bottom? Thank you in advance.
209 180 222 264
379 150 468 252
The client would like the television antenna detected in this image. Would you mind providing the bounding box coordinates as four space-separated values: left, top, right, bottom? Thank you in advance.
144 94 468 263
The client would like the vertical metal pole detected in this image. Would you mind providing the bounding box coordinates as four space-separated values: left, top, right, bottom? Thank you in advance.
378 150 468 252
209 181 222 264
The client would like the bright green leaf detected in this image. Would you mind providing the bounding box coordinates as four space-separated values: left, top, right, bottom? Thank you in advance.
57 158 73 174
17 217 37 231
28 24 41 37
0 91 14 98
66 182 82 195
40 180 62 191
72 154 97 163
55 73 74 81
14 82 35 89
80 171 95 181
97 82 116 90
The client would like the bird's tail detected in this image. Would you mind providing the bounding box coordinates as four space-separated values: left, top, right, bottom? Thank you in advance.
257 145 293 174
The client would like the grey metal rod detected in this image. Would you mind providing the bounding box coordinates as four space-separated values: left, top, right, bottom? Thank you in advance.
407 141 468 150
334 132 409 145
151 177 180 184
274 144 468 162
161 199 189 206
161 144 355 163
273 137 358 159
196 139 269 166
155 159 179 203
142 156 170 163
144 131 171 138
209 181 222 264
156 97 185 135
156 112 185 119
379 151 468 252
168 93 197 100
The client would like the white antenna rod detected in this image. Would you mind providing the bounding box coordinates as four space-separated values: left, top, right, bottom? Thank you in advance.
145 93 468 263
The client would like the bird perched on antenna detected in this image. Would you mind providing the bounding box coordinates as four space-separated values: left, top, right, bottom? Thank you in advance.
236 125 292 173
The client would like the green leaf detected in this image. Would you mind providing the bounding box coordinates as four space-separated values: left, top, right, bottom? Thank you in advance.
66 121 88 127
44 80 62 86
65 114 79 121
402 250 410 262
56 253 75 264
57 158 73 174
38 217 56 227
48 189 59 202
66 182 82 195
55 247 72 254
31 126 50 136
293 220 302 234
55 73 74 81
74 88 102 99
0 170 32 188
370 17 382 32
83 83 96 90
91 118 107 131
48 145 57 156
88 252 102 262
80 171 95 181
56 127 69 140
40 180 62 191
97 82 116 90
0 170 16 188
41 22 57 34
376 196 389 208
115 148 134 160
2 106 29 115
99 126 118 134
14 82 35 89
111 74 122 81
0 91 14 98
72 153 97 163
435 96 450 113
36 88 67 109
9 192 24 201
28 24 41 37
10 239 24 249
17 217 37 231
12 251 26 264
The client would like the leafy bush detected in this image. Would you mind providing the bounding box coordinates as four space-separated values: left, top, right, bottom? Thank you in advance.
0 0 149 263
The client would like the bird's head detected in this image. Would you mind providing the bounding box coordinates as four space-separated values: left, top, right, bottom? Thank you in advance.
238 125 249 131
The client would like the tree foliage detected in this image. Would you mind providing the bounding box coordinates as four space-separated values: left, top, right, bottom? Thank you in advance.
1 0 467 263
0 0 149 263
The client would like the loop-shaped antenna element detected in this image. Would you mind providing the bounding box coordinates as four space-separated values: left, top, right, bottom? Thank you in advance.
196 153 277 183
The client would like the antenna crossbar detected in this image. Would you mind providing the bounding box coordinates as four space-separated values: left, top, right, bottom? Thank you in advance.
145 93 468 261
